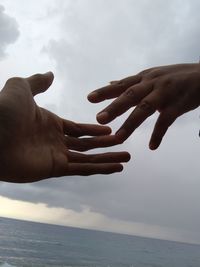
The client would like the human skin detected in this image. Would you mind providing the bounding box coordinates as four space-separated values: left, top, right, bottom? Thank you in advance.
0 72 130 183
88 63 200 150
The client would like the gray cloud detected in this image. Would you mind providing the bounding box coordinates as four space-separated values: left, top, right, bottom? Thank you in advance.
1 0 200 241
1 112 199 236
0 5 19 59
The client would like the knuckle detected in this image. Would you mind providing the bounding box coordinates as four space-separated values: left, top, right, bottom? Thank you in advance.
139 67 155 76
138 100 154 112
145 69 162 79
6 77 25 86
114 80 124 86
124 87 135 98
138 67 164 82
139 69 150 76
159 76 173 88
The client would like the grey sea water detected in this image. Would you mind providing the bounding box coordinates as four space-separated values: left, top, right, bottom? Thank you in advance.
0 217 200 267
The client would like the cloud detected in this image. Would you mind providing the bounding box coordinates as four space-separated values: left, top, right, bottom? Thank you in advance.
42 0 200 231
2 195 200 244
1 116 200 238
0 5 19 59
1 0 200 243
45 0 200 121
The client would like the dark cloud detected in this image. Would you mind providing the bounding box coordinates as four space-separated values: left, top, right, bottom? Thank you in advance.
1 111 199 235
0 5 19 59
1 0 200 240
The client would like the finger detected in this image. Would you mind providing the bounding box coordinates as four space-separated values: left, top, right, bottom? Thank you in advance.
67 151 131 163
87 74 141 103
96 82 153 124
65 135 120 152
149 106 182 150
63 119 112 137
26 72 54 96
109 80 119 85
116 100 157 142
67 163 123 176
115 87 170 142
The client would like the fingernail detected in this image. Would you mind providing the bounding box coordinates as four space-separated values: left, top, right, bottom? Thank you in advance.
149 142 157 150
103 126 112 134
87 91 98 101
125 153 131 162
44 71 53 76
97 112 109 123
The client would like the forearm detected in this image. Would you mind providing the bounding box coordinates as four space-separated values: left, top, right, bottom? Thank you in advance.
0 93 10 149
0 92 12 180
196 63 200 103
0 92 6 149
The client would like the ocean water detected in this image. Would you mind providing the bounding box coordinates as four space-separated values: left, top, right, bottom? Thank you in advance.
0 217 200 267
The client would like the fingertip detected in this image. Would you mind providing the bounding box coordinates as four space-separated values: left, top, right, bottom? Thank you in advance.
44 71 54 82
27 71 54 96
107 126 112 134
97 112 109 124
87 92 98 102
149 142 159 150
125 152 131 162
119 151 131 162
149 134 162 150
44 71 54 77
101 125 112 134
117 164 124 172
43 72 54 89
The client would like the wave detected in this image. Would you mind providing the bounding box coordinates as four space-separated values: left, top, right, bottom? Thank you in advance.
7 237 62 246
0 246 37 253
0 263 17 267
0 263 87 267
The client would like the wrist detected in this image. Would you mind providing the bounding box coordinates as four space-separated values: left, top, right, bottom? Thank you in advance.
0 92 12 152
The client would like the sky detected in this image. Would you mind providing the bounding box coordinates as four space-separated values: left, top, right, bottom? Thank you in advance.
0 0 200 244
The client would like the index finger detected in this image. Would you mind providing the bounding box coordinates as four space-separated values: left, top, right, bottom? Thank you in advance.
87 74 141 103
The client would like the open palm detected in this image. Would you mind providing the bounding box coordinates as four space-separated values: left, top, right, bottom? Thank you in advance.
0 72 130 183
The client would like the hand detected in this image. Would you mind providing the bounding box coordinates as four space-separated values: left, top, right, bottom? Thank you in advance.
0 72 130 183
88 63 200 150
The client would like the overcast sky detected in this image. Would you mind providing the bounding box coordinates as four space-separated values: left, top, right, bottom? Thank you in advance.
0 0 200 244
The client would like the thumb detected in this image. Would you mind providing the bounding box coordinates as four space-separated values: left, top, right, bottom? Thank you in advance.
26 71 54 96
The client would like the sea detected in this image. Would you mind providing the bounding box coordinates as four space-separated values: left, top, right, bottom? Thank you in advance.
0 217 200 267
